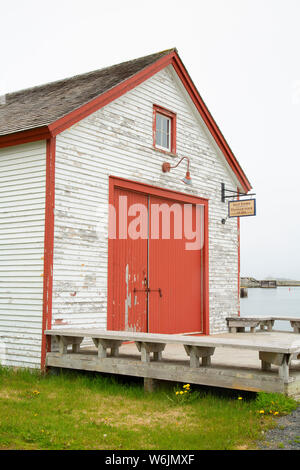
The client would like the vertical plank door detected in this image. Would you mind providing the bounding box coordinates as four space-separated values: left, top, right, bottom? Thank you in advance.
108 187 148 332
148 196 203 334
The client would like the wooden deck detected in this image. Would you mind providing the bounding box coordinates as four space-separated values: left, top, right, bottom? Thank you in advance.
45 329 300 398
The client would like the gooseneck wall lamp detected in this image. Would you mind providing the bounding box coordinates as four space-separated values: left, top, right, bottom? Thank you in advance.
162 156 192 185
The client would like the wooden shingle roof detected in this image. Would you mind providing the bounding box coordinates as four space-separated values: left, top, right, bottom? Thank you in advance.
0 49 175 136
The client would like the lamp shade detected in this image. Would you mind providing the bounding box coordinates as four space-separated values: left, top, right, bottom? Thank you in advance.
182 171 192 185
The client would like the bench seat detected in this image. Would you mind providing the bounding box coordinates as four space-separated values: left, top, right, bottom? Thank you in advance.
226 316 300 333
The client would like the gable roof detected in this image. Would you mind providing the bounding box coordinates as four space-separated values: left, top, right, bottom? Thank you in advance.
0 48 251 191
0 50 173 137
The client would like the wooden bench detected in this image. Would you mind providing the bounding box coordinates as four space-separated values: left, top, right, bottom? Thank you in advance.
45 329 300 383
45 329 216 368
226 316 300 333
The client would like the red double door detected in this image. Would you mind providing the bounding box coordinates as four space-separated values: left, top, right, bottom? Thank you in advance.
108 184 206 335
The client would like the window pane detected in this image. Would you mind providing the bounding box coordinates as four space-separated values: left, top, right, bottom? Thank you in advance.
156 113 162 132
156 130 162 147
162 132 169 149
162 115 168 133
156 113 171 150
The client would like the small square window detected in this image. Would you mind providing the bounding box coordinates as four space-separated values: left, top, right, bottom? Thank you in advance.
153 105 176 154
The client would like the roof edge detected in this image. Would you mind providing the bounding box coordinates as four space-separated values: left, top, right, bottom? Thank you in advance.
171 52 252 192
0 126 51 149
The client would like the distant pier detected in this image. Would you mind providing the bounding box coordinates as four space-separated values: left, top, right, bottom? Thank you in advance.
241 277 300 289
260 280 277 288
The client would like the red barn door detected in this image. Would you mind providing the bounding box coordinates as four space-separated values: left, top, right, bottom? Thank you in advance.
108 178 208 335
148 195 203 334
108 187 148 332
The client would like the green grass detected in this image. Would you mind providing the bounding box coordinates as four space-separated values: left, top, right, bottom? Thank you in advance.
0 366 298 450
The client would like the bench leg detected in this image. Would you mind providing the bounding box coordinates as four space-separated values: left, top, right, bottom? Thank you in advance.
92 339 107 358
259 352 291 383
184 345 215 368
135 342 166 362
72 343 80 353
56 335 83 355
153 351 162 361
202 356 211 367
93 339 123 358
261 360 272 371
291 321 300 333
190 348 200 368
140 344 150 363
278 356 290 382
57 337 67 355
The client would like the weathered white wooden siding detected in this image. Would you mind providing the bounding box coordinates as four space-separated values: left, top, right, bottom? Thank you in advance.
0 141 46 367
53 65 240 334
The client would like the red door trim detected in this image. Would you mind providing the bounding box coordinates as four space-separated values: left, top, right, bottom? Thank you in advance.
41 137 56 370
237 187 241 316
107 176 210 335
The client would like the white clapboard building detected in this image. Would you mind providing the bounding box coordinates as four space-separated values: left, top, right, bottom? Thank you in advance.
0 49 251 369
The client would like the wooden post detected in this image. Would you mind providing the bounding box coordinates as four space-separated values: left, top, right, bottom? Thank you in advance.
144 378 157 392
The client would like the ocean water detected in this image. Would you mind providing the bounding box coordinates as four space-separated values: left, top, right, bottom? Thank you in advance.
240 286 300 332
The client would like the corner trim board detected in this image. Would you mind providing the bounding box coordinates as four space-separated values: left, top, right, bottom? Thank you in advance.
41 137 56 370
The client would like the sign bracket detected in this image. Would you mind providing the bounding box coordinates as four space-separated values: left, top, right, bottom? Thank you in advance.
221 183 256 203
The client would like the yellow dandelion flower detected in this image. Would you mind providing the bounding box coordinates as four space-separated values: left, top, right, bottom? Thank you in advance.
175 391 180 395
259 410 265 414
180 391 184 395
274 411 279 415
238 397 243 400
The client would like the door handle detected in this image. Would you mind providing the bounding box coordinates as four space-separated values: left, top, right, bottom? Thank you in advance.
133 287 162 297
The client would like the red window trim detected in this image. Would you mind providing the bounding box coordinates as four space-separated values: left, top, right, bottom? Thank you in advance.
153 104 176 155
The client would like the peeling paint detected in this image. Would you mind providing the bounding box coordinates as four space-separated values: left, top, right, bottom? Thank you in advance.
124 264 131 330
54 319 68 326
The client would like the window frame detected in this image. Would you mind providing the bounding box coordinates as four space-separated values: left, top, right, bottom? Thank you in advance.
153 104 176 154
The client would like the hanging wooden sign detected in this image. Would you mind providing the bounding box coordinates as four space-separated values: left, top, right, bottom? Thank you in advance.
228 199 256 218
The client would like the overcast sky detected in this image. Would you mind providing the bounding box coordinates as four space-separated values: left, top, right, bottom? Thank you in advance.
1 0 299 280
